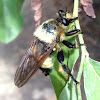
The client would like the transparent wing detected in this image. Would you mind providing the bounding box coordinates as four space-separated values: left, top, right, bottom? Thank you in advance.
14 36 56 87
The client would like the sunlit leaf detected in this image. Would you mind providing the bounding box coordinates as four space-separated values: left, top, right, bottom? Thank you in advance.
59 79 77 100
84 58 100 100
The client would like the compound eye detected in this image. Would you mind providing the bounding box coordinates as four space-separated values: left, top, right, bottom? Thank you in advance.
62 18 69 26
58 10 64 16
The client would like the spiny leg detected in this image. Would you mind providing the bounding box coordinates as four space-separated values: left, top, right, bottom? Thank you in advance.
62 40 78 48
61 17 78 26
65 29 80 36
66 17 79 26
62 40 85 49
68 17 78 23
63 29 85 48
57 13 79 26
57 50 79 85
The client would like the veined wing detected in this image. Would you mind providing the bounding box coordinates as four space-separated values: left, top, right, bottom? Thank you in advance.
14 36 56 87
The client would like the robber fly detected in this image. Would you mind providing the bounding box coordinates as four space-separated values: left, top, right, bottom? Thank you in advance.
14 10 80 87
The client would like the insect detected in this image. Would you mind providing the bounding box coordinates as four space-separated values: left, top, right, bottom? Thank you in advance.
14 9 81 87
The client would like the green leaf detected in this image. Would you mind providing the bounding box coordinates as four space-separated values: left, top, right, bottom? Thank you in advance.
58 38 79 100
59 79 77 100
49 36 79 99
16 0 24 15
84 58 100 100
0 0 24 43
67 37 79 71
49 50 67 100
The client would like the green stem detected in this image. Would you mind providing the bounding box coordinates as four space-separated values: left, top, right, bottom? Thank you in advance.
73 0 88 100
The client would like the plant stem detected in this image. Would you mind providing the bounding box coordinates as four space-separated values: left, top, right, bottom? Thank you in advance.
73 0 89 100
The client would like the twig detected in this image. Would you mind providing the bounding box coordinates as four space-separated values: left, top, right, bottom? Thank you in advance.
73 0 89 100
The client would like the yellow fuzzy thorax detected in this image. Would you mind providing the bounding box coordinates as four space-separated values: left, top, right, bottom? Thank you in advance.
33 19 64 44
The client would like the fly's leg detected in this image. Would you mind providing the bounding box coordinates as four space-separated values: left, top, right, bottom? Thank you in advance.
62 29 84 48
65 29 80 36
62 40 85 49
62 40 78 48
57 50 79 85
68 17 78 23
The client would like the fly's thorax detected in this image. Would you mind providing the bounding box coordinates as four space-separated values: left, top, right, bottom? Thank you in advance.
33 19 63 44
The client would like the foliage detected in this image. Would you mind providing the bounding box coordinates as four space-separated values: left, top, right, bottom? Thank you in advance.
84 58 100 100
49 35 79 99
0 0 100 100
0 0 24 43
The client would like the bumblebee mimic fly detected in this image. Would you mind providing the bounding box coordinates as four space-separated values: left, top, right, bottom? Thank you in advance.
14 9 80 87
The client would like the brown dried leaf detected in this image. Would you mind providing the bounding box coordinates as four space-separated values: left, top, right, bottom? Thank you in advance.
83 4 96 18
31 0 42 28
80 0 93 5
80 0 96 18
